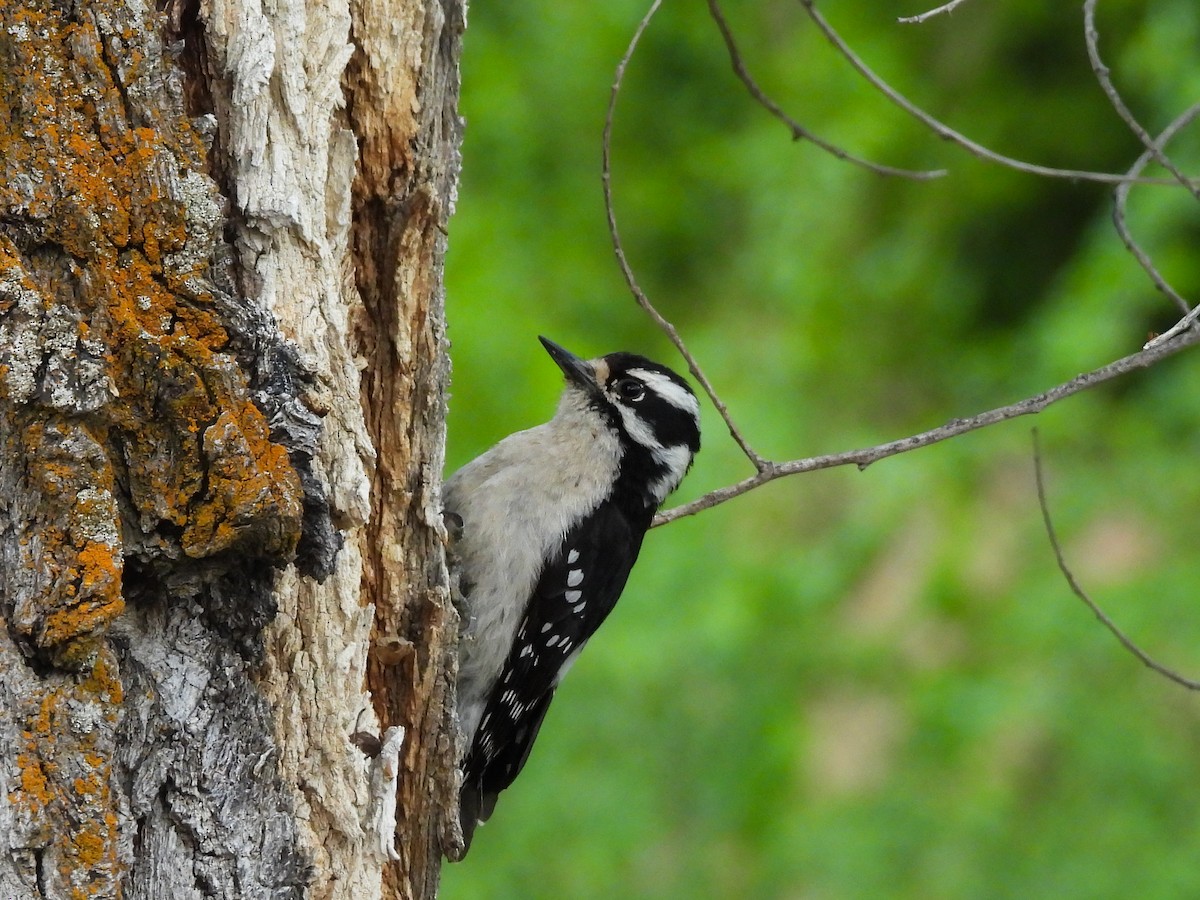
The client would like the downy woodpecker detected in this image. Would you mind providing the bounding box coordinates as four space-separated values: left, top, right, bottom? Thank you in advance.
445 336 701 852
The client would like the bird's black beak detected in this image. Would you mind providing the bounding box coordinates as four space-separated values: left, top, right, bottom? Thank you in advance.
539 336 597 390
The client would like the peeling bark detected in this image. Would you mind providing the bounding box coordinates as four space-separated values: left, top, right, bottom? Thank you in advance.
0 0 462 895
344 0 465 890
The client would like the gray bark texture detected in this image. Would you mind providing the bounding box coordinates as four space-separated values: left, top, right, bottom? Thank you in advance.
0 0 464 896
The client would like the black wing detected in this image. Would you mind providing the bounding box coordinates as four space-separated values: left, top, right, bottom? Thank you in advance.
459 497 652 847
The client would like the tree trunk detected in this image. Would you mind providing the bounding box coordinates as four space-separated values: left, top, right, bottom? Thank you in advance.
0 0 463 896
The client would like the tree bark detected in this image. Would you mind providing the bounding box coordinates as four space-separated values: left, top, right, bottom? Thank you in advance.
0 0 462 896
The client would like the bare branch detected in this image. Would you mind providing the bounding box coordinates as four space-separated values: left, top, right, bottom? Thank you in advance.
707 0 946 181
1084 0 1200 201
898 0 976 26
1114 103 1200 322
656 325 1200 525
615 0 1200 530
1032 431 1200 691
797 0 1197 188
604 0 768 470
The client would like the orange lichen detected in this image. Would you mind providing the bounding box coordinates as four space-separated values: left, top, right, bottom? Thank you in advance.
16 753 52 808
79 650 123 705
40 597 123 650
71 819 112 869
1 0 306 891
12 423 125 660
11 653 122 895
182 404 302 558
76 541 119 591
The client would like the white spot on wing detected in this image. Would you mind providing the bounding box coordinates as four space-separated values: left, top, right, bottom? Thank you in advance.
567 569 583 587
567 549 580 563
446 370 623 730
573 602 586 613
540 622 552 633
565 590 582 602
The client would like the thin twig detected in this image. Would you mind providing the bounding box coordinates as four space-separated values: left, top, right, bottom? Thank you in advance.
707 0 945 181
898 0 975 25
604 0 768 471
1114 103 1200 323
1032 430 1200 691
655 325 1200 524
797 0 1196 188
1084 0 1200 202
1090 0 1199 324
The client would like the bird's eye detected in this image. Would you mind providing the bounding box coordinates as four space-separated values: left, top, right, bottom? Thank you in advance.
615 378 645 401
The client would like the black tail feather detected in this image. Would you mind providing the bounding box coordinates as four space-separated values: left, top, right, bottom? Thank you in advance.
453 689 556 857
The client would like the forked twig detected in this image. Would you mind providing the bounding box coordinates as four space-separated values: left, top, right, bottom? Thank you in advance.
1086 0 1200 325
1032 430 1200 691
1114 103 1200 321
707 0 945 181
798 0 1197 188
1084 0 1200 202
604 0 768 470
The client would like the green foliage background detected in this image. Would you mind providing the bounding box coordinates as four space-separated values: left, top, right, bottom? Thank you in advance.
440 1 1200 896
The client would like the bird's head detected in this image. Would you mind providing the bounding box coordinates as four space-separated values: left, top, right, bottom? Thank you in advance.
540 336 701 506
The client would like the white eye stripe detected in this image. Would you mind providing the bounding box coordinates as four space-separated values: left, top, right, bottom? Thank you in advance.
626 369 700 417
